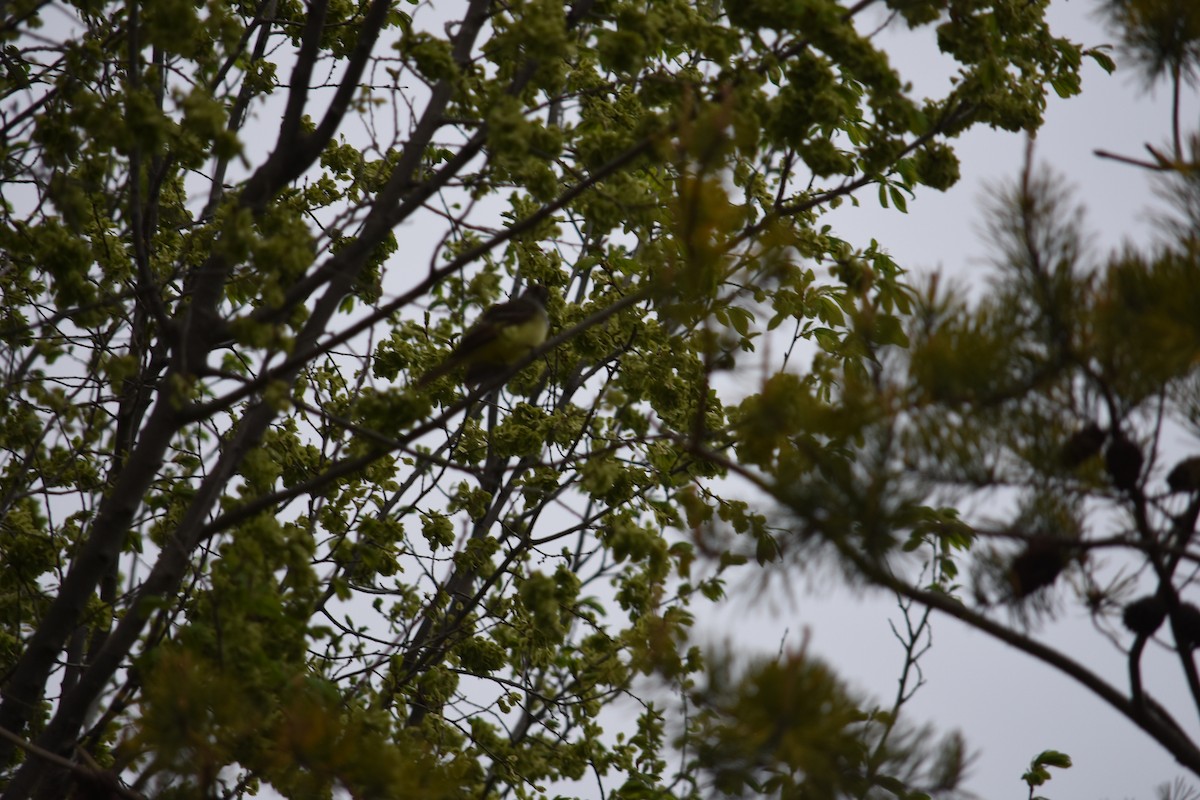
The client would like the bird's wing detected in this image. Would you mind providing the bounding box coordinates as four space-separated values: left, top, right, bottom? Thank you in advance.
454 295 542 356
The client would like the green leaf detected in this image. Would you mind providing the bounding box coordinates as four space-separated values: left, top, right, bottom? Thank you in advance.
1084 46 1116 74
874 314 910 348
1035 750 1073 769
1023 749 1072 788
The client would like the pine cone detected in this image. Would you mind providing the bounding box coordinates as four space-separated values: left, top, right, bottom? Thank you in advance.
1122 595 1166 636
1104 434 1143 492
1174 603 1200 650
1059 423 1105 469
1167 457 1200 494
1008 539 1069 598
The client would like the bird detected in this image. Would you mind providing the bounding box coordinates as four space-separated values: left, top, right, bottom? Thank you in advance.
416 284 551 388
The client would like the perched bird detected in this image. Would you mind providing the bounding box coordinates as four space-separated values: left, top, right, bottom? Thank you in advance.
416 285 550 388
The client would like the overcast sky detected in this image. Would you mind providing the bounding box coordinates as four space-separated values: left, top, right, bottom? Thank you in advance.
730 1 1200 798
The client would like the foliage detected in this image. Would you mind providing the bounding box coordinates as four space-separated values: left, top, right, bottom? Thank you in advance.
1022 750 1072 800
0 0 1099 797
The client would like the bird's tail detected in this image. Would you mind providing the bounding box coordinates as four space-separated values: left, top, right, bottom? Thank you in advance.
463 361 514 387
